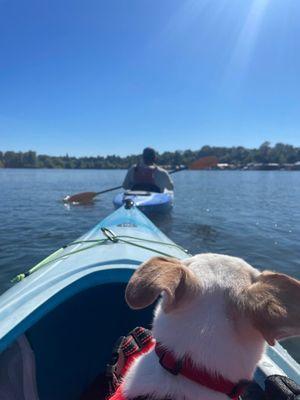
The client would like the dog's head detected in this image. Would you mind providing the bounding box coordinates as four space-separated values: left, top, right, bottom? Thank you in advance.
125 254 300 347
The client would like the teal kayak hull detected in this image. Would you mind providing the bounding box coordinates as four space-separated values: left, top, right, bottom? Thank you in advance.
0 205 299 399
0 205 187 353
0 206 187 399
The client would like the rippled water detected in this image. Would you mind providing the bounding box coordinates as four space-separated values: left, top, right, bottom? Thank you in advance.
1 169 300 361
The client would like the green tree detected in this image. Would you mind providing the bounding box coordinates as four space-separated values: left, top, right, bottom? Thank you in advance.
23 151 37 168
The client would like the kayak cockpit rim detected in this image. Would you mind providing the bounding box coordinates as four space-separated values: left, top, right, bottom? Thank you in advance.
0 267 135 354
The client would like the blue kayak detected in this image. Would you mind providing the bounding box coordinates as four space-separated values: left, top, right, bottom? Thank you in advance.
113 190 174 214
0 205 299 400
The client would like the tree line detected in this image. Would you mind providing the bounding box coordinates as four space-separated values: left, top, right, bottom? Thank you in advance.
1 142 300 169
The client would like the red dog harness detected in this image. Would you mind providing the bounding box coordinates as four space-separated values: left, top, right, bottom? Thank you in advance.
106 328 249 400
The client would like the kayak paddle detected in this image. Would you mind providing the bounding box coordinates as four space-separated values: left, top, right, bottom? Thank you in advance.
63 185 123 204
63 155 218 204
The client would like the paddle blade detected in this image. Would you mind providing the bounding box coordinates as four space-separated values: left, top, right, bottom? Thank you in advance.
63 191 98 204
189 156 218 170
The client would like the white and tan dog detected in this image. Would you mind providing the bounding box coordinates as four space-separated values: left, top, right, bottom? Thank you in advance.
122 254 300 400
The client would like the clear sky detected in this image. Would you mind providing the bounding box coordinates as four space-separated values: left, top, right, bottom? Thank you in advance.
0 0 300 156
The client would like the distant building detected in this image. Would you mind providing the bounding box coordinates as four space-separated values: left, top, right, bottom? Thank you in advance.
292 162 300 170
244 163 280 170
217 163 235 170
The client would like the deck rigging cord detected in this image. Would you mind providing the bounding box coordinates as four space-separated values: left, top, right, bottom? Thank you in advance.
11 228 189 283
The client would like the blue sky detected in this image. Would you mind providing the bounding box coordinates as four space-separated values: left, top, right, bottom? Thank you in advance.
0 0 300 156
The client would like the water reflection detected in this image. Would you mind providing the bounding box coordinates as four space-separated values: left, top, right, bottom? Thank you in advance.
188 223 218 243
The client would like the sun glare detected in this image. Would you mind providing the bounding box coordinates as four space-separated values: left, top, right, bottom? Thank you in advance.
229 0 271 74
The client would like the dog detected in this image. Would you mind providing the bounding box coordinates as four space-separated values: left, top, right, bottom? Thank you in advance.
118 254 300 400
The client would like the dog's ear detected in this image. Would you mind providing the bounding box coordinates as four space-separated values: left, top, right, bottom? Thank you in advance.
125 256 199 313
241 271 300 346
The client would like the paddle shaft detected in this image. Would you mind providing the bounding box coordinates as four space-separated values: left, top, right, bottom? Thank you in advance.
169 166 187 174
95 185 123 196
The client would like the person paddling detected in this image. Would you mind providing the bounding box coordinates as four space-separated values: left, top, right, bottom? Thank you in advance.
122 147 174 193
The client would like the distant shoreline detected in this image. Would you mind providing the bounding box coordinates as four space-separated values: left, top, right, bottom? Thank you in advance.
1 165 300 171
1 143 300 170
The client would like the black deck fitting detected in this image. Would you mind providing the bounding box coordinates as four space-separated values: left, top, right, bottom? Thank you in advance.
124 199 134 209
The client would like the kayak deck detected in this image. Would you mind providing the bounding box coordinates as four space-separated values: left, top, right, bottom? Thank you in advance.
0 205 188 354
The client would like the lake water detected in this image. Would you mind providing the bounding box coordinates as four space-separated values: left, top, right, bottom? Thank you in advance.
1 169 300 361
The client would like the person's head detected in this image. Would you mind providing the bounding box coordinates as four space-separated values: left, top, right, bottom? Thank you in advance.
142 147 157 165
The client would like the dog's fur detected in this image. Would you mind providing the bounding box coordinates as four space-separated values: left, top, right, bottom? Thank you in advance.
123 254 300 400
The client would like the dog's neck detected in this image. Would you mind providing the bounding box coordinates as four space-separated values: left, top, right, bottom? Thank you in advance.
123 294 265 400
153 293 266 382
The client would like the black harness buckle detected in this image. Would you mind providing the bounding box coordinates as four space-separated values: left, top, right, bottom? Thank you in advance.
228 379 251 399
159 351 182 376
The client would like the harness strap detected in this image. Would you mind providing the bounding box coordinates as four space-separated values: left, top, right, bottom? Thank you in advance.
106 328 250 400
155 343 250 399
106 327 154 393
122 327 153 357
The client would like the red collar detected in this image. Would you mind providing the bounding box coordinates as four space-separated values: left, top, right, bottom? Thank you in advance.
155 343 249 399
